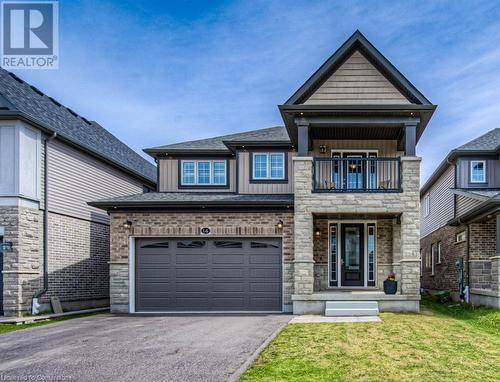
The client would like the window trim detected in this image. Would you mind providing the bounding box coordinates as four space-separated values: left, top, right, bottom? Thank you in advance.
424 194 430 217
430 243 436 276
178 159 230 188
456 231 466 243
249 151 288 183
469 160 486 184
437 241 442 264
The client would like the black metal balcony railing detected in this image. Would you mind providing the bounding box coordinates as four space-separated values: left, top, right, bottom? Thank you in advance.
313 157 401 193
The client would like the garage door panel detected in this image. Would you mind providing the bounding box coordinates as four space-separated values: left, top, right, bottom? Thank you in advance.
136 238 282 312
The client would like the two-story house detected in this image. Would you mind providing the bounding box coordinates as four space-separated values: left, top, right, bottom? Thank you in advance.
91 31 436 315
0 68 156 317
421 128 500 308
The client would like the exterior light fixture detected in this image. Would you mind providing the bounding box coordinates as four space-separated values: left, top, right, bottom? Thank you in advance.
349 163 357 170
122 220 132 229
0 241 13 252
276 220 284 230
315 229 321 238
319 145 327 154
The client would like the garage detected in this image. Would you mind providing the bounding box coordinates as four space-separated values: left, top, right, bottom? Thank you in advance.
135 237 282 312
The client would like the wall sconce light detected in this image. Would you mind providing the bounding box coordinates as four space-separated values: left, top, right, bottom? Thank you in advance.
122 219 133 229
0 241 13 252
276 220 284 230
319 145 327 154
315 228 321 238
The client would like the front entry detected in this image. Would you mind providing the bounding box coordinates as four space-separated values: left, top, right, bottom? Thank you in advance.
328 221 376 288
341 224 364 287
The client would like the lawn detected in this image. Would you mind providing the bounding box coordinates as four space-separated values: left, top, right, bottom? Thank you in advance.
0 312 103 335
240 298 500 382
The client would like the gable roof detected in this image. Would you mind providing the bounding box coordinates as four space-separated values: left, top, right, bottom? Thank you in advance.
285 30 432 106
0 68 156 184
421 128 500 196
144 126 291 155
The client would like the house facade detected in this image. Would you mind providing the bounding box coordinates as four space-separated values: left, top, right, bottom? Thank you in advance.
0 69 156 316
421 129 500 308
91 31 436 315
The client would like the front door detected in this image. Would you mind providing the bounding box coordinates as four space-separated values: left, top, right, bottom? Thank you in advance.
341 224 364 286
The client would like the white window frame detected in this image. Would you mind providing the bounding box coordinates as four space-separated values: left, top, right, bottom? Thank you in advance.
431 243 436 276
437 241 442 264
456 231 466 243
424 194 430 217
470 160 486 183
252 152 285 180
180 160 227 186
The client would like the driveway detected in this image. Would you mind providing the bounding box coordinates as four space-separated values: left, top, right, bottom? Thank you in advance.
0 314 291 381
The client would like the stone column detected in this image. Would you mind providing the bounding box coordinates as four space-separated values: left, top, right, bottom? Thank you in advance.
392 217 402 293
293 157 314 296
399 157 421 296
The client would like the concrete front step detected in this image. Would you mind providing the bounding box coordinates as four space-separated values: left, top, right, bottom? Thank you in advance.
325 301 379 317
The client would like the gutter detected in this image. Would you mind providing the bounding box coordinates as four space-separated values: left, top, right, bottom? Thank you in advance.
32 132 57 314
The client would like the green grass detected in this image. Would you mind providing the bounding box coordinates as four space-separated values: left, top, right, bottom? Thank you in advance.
240 297 500 382
0 312 104 335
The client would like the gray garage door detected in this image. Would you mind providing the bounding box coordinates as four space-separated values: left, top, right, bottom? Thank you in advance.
135 238 282 312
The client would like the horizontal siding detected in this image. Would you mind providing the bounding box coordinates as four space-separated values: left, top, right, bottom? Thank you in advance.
456 195 483 217
159 158 236 192
48 140 144 224
304 50 411 105
238 151 294 194
420 165 455 238
310 139 402 157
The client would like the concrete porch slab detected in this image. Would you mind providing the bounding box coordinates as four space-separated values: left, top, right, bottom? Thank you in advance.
290 315 381 323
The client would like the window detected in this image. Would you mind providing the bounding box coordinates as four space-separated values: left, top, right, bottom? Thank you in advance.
329 224 338 286
367 224 376 284
420 249 423 276
470 160 486 183
177 240 206 248
431 244 436 275
424 194 430 217
181 160 227 186
437 241 442 264
252 152 285 180
456 231 466 243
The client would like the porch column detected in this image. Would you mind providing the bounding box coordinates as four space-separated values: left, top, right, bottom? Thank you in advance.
392 218 402 293
399 157 421 295
404 122 417 156
293 157 314 295
297 119 309 157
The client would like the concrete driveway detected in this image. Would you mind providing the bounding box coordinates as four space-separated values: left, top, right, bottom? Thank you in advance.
0 314 291 381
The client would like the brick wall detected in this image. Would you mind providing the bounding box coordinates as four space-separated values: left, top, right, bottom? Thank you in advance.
420 224 467 292
469 218 496 290
41 212 109 305
109 211 294 313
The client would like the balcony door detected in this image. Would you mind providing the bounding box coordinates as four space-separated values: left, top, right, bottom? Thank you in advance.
331 151 377 191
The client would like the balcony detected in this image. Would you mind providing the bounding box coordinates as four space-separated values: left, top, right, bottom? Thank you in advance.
313 157 401 193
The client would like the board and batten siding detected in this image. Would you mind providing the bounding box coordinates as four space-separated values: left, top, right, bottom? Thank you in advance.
303 50 411 105
159 158 236 192
310 139 402 157
456 158 500 189
47 139 144 224
238 151 294 194
421 165 455 238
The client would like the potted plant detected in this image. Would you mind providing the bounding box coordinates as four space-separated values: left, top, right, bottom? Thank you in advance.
383 272 397 294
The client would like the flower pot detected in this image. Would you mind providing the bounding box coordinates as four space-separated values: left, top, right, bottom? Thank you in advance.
383 279 397 294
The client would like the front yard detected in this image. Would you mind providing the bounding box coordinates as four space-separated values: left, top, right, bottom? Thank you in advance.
240 298 500 382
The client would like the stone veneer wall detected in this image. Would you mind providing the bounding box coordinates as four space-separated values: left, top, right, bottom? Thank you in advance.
293 157 421 301
0 206 42 316
109 212 294 313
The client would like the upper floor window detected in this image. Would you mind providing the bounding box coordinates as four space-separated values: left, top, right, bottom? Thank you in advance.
424 194 430 217
181 160 227 186
252 152 285 180
470 160 486 183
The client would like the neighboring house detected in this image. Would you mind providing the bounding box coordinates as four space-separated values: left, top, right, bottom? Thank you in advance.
90 30 436 315
420 128 500 308
0 69 156 317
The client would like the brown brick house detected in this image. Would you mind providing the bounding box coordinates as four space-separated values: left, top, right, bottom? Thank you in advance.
0 69 156 317
420 129 500 308
91 30 436 315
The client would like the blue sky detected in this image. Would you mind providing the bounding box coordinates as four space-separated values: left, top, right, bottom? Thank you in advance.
15 0 500 183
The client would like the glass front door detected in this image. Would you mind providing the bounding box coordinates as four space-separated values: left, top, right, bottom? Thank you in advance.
341 224 364 286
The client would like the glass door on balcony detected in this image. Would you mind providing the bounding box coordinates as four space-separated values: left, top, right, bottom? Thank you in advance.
331 151 377 190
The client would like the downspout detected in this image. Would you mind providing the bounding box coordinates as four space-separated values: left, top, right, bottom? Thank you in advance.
32 132 57 314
